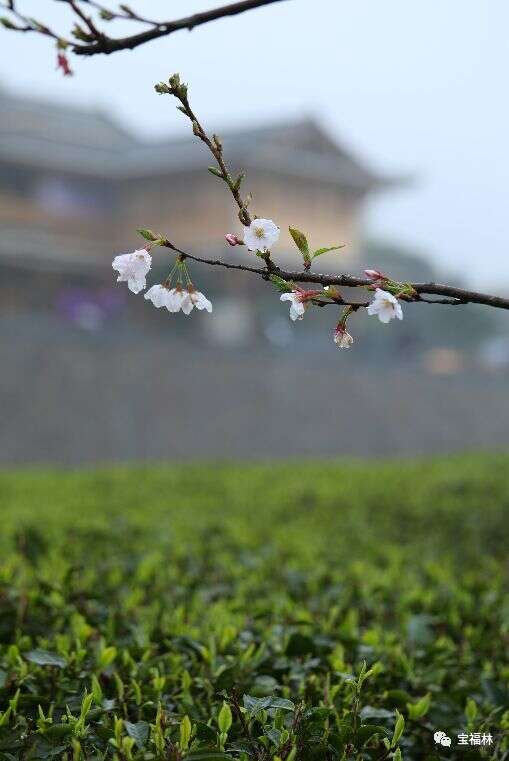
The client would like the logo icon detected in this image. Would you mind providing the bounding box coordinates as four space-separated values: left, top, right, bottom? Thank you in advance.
434 731 452 747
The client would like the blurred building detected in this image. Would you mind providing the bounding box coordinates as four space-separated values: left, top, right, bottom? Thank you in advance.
0 85 386 301
2 86 508 465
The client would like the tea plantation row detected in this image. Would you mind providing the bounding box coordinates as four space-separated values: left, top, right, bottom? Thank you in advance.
0 456 507 760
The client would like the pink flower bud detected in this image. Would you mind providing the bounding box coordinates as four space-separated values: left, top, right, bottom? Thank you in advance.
56 52 73 77
225 233 242 247
334 324 354 349
295 287 322 301
364 269 387 281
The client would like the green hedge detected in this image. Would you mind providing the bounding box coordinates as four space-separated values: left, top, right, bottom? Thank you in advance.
0 455 508 760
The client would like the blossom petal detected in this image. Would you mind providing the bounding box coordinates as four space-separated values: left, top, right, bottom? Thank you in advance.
180 295 194 315
145 284 169 307
127 275 147 294
194 292 213 312
167 288 185 312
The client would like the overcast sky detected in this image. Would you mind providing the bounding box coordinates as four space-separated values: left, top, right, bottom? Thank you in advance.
1 1 508 287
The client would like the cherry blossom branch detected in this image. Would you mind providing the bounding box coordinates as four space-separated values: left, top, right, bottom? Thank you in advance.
111 70 509 347
162 241 509 311
155 75 252 228
0 0 289 58
77 1 160 26
0 1 68 44
150 74 509 315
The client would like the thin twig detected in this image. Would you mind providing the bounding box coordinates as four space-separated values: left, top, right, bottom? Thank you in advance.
0 0 68 43
74 0 289 55
162 241 509 311
76 0 160 26
67 0 103 40
0 0 290 56
161 76 252 226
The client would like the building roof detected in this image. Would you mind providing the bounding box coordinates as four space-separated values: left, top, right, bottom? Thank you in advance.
0 87 135 176
0 87 387 191
126 119 384 191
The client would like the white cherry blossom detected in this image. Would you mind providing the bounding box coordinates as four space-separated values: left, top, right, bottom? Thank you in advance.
144 284 172 309
334 325 354 349
112 249 152 294
243 218 280 252
181 288 213 315
280 291 307 321
367 288 403 324
144 284 211 315
166 287 187 313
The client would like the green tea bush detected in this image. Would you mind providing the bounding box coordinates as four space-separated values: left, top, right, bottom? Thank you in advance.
0 455 508 760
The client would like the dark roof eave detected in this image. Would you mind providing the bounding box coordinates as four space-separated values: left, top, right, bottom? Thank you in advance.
370 174 414 192
120 153 394 193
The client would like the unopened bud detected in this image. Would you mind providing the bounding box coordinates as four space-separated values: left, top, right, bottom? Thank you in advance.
364 269 387 281
56 51 73 77
323 285 342 301
225 234 243 247
0 17 17 30
169 73 181 90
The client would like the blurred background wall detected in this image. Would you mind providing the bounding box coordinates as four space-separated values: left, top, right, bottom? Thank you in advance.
1 1 509 464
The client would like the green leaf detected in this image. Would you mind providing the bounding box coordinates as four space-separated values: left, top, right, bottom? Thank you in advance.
242 694 294 722
0 706 12 728
269 275 292 293
208 166 224 179
266 697 295 712
243 695 271 717
312 245 345 259
385 689 413 709
391 710 405 748
125 720 149 748
465 698 477 723
179 715 192 750
97 645 117 670
407 693 431 720
289 227 310 262
32 741 69 759
45 723 74 739
218 702 232 733
194 722 217 742
251 675 278 696
357 724 389 745
24 650 66 669
136 228 158 242
90 675 103 706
